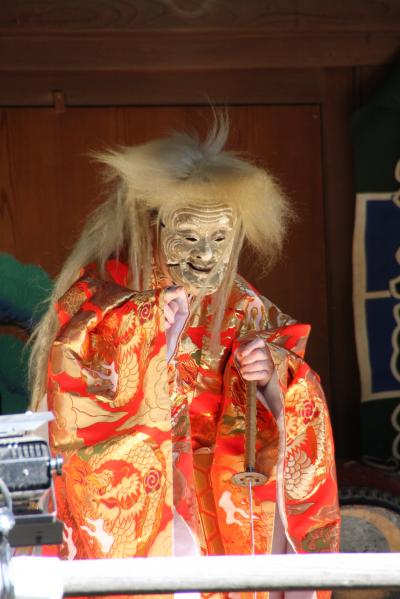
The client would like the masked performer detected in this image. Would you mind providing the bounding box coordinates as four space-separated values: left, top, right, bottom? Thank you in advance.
30 119 339 599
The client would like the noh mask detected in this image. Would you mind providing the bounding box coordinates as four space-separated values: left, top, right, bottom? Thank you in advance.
159 202 236 295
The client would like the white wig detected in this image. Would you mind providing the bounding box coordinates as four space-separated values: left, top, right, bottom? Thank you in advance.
29 115 292 409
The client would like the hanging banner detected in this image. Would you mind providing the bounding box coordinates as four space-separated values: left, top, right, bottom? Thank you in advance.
352 69 400 463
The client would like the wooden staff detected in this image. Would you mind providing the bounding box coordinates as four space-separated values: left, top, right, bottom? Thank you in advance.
231 380 267 487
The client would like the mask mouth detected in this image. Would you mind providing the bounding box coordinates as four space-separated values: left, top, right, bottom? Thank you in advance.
187 262 214 273
168 262 214 273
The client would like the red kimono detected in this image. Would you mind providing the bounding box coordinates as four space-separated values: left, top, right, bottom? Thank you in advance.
46 259 340 599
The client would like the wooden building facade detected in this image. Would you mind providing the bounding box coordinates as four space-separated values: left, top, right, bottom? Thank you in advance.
1 1 400 459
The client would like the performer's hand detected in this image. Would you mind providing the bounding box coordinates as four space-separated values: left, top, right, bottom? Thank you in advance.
163 286 186 330
235 337 274 387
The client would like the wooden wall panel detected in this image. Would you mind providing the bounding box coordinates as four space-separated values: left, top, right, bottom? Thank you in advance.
0 104 329 395
0 108 126 275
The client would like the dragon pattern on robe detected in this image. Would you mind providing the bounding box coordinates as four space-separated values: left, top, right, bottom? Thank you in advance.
45 259 340 599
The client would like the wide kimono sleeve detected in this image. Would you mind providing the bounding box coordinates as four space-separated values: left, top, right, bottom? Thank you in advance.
211 289 340 576
46 276 174 560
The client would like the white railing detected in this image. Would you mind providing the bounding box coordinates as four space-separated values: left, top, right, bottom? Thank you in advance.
8 553 400 598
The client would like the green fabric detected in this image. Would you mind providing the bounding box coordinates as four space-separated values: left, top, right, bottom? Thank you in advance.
352 69 400 192
0 253 53 414
0 334 29 414
361 398 399 461
0 252 52 326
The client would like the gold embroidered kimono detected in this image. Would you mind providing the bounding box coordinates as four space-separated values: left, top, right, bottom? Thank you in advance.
46 259 340 599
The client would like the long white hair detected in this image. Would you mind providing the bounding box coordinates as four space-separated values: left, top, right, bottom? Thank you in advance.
29 115 292 409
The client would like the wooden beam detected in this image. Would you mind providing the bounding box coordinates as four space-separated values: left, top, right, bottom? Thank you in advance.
0 31 399 74
2 1 400 33
0 68 325 107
